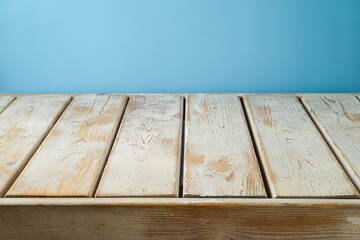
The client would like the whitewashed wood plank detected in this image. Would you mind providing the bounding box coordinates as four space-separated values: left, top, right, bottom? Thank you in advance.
243 95 359 198
0 95 71 196
0 96 15 114
6 95 127 197
96 95 183 197
183 95 266 197
301 94 360 192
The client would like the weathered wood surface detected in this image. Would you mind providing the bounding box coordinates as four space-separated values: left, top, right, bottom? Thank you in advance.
183 95 266 197
301 95 360 192
96 95 183 197
0 93 360 200
0 198 360 240
7 95 127 197
0 96 15 113
1 93 360 239
243 95 359 198
0 96 71 197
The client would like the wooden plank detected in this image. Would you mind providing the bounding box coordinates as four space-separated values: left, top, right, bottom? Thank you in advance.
6 95 127 197
96 95 183 197
243 95 359 198
1 198 360 239
301 95 360 192
0 96 15 114
183 95 266 197
0 96 71 197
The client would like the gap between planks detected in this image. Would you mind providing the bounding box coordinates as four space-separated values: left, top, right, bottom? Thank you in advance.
90 97 130 197
0 96 16 114
179 96 186 197
240 96 272 198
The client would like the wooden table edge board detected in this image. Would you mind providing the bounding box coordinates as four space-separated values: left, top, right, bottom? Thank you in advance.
1 198 360 239
1 197 360 205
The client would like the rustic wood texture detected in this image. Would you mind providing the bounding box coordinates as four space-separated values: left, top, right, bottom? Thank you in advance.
243 95 359 198
301 95 360 192
96 95 183 197
6 95 127 197
183 95 266 197
1 198 360 240
0 96 15 113
1 93 360 239
0 96 71 197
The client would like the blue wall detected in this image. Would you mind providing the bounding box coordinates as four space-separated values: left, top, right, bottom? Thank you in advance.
1 0 360 93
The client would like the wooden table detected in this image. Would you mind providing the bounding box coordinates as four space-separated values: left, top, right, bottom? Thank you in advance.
0 93 360 239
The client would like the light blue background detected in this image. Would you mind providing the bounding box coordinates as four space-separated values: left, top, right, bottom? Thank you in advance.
1 0 360 93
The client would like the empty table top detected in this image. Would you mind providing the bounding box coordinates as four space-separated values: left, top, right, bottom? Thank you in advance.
0 93 359 199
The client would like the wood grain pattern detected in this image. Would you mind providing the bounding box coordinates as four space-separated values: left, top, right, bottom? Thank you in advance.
301 95 360 192
1 198 360 240
0 96 71 197
0 96 15 114
243 95 359 198
6 95 127 197
0 93 360 239
96 95 183 197
183 95 266 197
